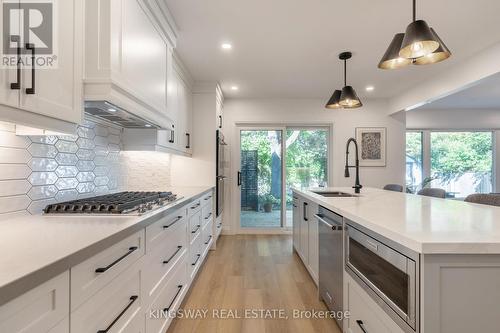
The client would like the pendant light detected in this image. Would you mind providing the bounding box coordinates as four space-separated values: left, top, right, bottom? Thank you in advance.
325 89 342 109
339 52 362 108
378 0 450 69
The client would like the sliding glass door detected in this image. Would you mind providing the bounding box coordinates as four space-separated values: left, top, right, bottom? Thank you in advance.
238 126 330 230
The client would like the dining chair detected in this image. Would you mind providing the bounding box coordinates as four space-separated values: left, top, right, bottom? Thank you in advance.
464 194 500 207
383 184 403 192
417 188 446 198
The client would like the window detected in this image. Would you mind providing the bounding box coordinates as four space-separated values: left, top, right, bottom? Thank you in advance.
430 132 493 198
406 132 423 192
406 130 494 198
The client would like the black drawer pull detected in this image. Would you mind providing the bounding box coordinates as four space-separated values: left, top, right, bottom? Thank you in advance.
190 203 201 209
10 36 21 90
163 246 182 264
163 285 183 313
95 247 138 273
97 295 138 333
191 225 201 234
25 43 36 94
191 254 201 266
204 196 212 200
163 216 182 229
217 223 222 229
185 133 190 149
356 320 368 333
205 235 212 245
204 212 212 220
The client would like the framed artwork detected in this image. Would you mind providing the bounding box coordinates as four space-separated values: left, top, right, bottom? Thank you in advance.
355 127 387 167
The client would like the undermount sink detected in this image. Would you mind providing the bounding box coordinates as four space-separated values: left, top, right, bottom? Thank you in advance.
312 191 357 198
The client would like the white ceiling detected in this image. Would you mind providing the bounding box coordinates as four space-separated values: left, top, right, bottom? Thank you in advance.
417 72 500 110
165 0 500 100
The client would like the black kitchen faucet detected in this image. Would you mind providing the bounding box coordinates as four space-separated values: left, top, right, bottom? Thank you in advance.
345 138 363 194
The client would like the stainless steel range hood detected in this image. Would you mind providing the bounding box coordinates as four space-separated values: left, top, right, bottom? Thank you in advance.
84 101 162 129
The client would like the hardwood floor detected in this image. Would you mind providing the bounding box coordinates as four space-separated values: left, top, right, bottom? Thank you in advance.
167 235 342 333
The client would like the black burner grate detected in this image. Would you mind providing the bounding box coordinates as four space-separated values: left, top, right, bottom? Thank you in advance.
43 191 176 214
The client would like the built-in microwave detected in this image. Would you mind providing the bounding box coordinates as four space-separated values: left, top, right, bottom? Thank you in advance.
345 221 420 333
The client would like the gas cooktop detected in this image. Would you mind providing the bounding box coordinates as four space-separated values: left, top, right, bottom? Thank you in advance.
43 191 181 215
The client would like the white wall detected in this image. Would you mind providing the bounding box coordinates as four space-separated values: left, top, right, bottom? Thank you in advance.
222 98 406 233
406 108 500 129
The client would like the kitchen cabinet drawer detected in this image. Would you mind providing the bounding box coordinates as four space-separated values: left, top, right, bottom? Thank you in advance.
142 233 188 305
201 218 213 257
346 275 404 333
71 230 145 310
188 234 203 280
0 271 69 333
201 192 213 206
189 211 202 244
187 199 202 217
145 207 187 253
146 255 188 333
71 262 144 333
201 204 213 228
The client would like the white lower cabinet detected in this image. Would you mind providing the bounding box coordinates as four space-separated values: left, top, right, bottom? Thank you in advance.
0 271 69 333
292 192 319 285
145 254 188 333
345 274 404 333
71 262 144 333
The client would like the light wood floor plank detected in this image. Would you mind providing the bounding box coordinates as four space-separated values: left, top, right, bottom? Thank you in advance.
167 235 342 333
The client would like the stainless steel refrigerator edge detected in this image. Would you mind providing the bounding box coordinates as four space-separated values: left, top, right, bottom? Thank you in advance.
317 206 344 330
216 130 227 217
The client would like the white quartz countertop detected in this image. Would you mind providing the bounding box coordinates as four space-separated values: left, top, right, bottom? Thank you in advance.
294 187 500 254
0 186 214 306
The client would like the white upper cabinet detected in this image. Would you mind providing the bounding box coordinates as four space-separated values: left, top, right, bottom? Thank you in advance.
0 0 84 131
85 0 176 129
174 66 193 155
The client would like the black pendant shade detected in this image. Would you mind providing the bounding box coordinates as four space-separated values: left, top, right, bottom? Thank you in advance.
378 33 413 69
414 28 451 65
340 86 362 108
325 52 362 110
399 20 439 59
325 90 342 109
378 0 450 70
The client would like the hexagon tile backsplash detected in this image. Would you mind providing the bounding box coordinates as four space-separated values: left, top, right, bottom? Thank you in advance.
0 119 171 217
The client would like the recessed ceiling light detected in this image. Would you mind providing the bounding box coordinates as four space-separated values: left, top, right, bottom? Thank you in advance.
221 43 232 50
145 124 152 128
108 108 117 112
231 86 239 91
366 86 375 92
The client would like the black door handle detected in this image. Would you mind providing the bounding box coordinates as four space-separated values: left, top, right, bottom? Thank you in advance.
237 172 241 186
97 295 138 333
218 115 222 128
186 133 190 149
163 285 183 312
163 246 182 264
95 246 138 273
303 202 308 221
25 43 35 94
10 36 21 90
356 320 369 333
169 125 175 143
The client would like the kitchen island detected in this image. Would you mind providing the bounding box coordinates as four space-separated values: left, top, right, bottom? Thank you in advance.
293 187 500 333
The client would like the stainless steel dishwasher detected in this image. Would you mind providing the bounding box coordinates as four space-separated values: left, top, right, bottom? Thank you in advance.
316 206 343 329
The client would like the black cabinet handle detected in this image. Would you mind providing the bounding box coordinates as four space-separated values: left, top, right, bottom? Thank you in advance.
303 202 308 221
95 246 138 273
205 235 212 245
190 203 200 210
191 225 201 234
237 172 241 186
10 36 21 90
25 43 35 94
168 125 175 143
163 246 182 264
204 212 212 220
163 285 183 313
191 254 201 266
185 133 190 149
204 195 212 201
218 115 222 129
163 216 182 229
356 320 368 333
97 295 138 333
